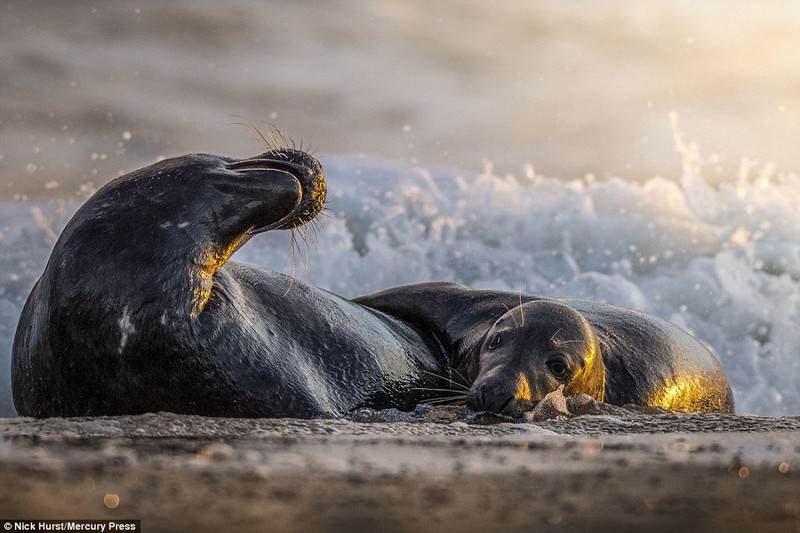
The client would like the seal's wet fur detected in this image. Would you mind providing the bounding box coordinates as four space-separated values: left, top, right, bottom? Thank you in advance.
12 150 734 417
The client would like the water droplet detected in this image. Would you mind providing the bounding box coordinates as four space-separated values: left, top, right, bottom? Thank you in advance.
103 493 120 508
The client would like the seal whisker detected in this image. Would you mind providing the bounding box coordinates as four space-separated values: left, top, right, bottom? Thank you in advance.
282 228 310 296
416 395 469 407
549 328 563 346
418 392 468 401
311 215 326 230
297 227 313 275
297 224 311 247
272 127 292 151
309 220 322 247
295 228 311 272
422 394 468 401
266 127 284 152
419 370 471 391
315 209 333 221
290 228 300 274
449 366 472 389
412 387 470 395
501 303 519 328
304 220 320 248
230 116 276 151
419 396 468 406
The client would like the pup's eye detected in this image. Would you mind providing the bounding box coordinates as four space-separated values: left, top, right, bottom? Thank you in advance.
548 360 568 377
488 333 502 350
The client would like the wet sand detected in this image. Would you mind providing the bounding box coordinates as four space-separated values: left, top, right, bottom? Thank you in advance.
1 412 798 533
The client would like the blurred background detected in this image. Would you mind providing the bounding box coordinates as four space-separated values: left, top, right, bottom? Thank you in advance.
2 0 799 198
1 1 800 417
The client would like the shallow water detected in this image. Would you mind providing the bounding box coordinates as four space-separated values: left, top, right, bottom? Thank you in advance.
2 1 800 418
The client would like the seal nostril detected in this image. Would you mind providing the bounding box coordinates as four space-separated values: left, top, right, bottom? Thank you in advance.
469 382 516 414
467 384 490 411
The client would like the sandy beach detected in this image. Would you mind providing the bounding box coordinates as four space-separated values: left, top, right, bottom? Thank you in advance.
2 2 800 418
1 412 798 533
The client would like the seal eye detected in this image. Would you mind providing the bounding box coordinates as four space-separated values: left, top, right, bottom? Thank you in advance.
488 333 502 350
548 360 568 378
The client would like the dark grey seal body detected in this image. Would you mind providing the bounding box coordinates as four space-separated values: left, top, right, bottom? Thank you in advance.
12 150 444 418
12 149 734 418
356 284 735 414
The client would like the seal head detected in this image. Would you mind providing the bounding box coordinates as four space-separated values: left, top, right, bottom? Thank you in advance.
467 300 605 416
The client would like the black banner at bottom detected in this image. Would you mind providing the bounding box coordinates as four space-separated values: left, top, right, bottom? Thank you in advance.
2 521 140 532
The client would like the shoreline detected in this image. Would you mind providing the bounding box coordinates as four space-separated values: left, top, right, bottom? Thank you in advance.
1 413 798 533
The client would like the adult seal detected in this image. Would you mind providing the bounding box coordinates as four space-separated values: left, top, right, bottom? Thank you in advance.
12 149 734 417
13 149 442 417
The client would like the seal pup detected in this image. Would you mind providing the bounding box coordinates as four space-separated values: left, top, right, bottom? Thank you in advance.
468 299 734 415
355 284 735 414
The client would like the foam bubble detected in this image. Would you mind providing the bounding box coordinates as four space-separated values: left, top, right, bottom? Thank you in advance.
2 151 799 416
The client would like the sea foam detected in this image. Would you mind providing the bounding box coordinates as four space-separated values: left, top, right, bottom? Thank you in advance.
1 139 799 416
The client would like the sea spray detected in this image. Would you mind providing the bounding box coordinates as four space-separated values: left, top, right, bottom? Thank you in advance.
2 147 799 416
